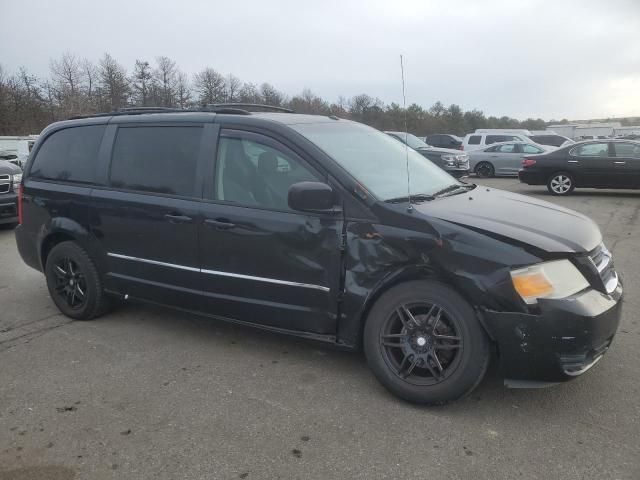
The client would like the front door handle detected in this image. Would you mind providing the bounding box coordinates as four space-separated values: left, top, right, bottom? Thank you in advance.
614 161 626 165
205 218 236 230
164 214 193 224
568 160 579 163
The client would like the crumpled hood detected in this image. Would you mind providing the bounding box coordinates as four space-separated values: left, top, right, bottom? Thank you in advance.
415 186 601 253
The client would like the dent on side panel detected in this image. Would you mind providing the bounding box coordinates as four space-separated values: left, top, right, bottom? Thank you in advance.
336 216 543 347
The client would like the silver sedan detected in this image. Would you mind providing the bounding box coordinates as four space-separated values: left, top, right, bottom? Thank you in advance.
468 141 550 177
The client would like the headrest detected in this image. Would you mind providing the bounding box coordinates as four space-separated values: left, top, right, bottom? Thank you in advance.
258 151 279 175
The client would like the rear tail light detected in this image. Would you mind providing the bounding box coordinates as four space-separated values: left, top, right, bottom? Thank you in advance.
522 158 537 168
18 183 23 225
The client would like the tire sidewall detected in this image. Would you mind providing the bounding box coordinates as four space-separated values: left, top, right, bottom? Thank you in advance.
475 162 494 178
363 280 489 405
44 241 103 320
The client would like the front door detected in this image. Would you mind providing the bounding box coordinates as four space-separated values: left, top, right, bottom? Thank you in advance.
198 128 343 335
91 124 206 309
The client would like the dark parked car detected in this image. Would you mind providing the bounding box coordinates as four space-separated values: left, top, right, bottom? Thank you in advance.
425 134 463 150
0 160 22 227
519 139 640 195
16 106 622 405
385 131 469 177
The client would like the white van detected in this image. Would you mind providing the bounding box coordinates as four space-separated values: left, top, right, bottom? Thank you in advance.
462 132 530 151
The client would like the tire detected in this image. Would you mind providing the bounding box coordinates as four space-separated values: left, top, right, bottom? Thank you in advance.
474 162 495 178
547 172 575 196
44 241 111 320
363 280 490 405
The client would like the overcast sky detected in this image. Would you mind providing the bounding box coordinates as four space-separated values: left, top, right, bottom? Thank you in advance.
1 0 639 120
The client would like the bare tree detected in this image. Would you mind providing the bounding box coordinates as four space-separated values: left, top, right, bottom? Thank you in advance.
224 74 242 102
154 56 177 107
238 82 261 104
80 58 98 111
97 53 129 111
193 68 225 105
131 60 152 106
260 83 284 106
175 71 191 109
50 53 82 97
288 88 330 114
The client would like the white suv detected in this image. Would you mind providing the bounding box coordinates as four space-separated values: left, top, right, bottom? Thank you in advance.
462 133 530 151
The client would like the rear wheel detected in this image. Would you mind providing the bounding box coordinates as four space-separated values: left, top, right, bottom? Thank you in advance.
475 162 495 178
547 172 575 195
45 241 111 320
363 280 490 405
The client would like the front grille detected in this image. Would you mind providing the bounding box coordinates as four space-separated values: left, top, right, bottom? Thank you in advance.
588 244 618 294
0 174 10 194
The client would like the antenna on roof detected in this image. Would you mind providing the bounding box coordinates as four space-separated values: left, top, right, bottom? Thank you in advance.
400 55 412 213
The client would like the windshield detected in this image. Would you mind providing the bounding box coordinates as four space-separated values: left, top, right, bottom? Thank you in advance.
291 121 457 201
390 132 430 150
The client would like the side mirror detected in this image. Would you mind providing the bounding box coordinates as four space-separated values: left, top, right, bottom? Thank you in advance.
288 181 335 212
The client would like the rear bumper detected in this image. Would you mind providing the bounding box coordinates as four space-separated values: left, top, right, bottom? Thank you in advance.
15 224 42 271
518 169 546 185
0 192 18 224
482 283 623 383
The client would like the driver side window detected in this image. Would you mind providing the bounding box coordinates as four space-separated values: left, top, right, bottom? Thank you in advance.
215 131 322 211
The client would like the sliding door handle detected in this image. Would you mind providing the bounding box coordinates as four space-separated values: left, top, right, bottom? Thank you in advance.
205 218 236 230
164 214 193 224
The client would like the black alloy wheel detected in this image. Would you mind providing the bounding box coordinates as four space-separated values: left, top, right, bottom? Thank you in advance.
45 241 111 320
363 280 490 405
475 162 495 178
52 257 87 309
380 303 462 385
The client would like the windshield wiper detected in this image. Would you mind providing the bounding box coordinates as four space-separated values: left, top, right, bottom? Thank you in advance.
385 193 435 204
431 183 476 198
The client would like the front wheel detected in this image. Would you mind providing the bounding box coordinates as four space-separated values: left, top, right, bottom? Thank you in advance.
547 172 575 195
363 280 490 405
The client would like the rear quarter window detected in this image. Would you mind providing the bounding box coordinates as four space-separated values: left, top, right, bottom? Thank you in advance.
30 125 106 183
468 135 481 145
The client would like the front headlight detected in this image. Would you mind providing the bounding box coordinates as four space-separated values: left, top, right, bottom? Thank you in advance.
510 259 589 305
441 154 456 165
12 173 22 189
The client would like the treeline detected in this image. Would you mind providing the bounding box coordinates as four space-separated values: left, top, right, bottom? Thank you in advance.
0 52 565 136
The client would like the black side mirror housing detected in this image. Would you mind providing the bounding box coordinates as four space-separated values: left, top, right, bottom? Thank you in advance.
288 181 335 213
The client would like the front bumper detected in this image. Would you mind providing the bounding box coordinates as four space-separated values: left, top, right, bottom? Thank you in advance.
0 192 18 224
481 282 623 384
448 168 470 178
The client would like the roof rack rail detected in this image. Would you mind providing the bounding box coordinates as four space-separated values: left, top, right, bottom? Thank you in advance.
206 103 295 113
68 103 289 121
118 107 185 113
69 106 187 120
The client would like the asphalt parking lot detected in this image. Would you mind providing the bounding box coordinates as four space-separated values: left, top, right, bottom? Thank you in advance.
1 178 639 480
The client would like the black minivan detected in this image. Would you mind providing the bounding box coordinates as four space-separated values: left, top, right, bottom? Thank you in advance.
15 106 623 404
